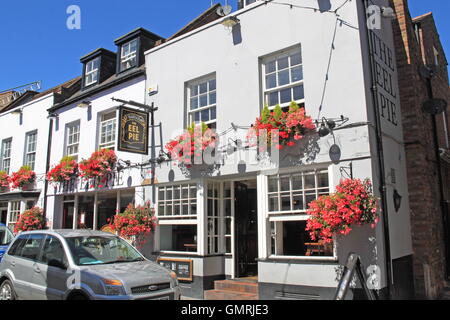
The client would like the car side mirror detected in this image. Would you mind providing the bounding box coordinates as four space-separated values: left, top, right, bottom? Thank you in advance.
48 259 68 270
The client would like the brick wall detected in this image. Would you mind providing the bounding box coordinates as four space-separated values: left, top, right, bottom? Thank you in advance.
391 0 450 299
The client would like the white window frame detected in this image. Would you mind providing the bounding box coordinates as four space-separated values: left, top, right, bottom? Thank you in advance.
157 182 199 255
65 121 80 160
207 181 222 255
1 138 12 174
262 46 305 109
187 75 217 128
98 111 117 150
265 168 337 261
85 57 100 86
120 39 138 71
7 201 21 230
24 131 37 170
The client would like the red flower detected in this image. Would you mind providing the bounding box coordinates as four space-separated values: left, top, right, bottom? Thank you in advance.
14 207 46 234
47 157 78 184
10 166 36 189
247 102 316 149
79 149 117 181
306 179 379 243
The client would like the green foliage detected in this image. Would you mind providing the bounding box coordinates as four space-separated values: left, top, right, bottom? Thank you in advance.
288 101 300 113
273 105 283 121
60 156 75 163
260 105 271 123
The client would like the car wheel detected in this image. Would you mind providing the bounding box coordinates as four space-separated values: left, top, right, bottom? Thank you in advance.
0 280 16 301
69 293 88 301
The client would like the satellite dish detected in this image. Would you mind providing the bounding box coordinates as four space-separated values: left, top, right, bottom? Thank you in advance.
217 4 232 16
422 98 448 115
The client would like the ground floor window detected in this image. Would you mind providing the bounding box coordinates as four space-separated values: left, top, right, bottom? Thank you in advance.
160 224 197 252
62 189 135 231
266 169 335 259
7 201 21 230
270 220 334 257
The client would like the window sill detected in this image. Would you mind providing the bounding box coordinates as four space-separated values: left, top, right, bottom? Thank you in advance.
258 255 338 264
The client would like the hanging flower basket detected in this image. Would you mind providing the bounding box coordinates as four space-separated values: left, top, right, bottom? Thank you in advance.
10 166 36 190
14 207 47 234
247 102 316 151
165 122 217 166
306 178 379 243
79 149 117 185
109 202 157 248
0 171 10 192
46 156 78 185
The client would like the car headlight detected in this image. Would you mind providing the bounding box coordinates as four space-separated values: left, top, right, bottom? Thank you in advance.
102 279 124 296
169 271 179 287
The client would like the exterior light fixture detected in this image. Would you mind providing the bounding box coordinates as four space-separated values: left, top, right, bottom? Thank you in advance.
393 189 402 213
381 7 396 19
318 122 331 137
11 108 23 115
221 16 240 28
77 101 91 108
47 113 58 120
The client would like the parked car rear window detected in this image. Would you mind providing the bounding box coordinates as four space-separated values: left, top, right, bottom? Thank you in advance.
19 234 45 260
66 236 143 266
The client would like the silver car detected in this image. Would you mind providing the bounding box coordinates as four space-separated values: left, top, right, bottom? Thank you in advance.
0 230 181 300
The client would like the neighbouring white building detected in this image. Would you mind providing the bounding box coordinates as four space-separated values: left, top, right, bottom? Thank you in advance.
0 79 79 230
45 28 164 233
143 0 414 299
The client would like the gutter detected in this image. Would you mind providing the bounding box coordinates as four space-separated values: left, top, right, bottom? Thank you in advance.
48 68 145 112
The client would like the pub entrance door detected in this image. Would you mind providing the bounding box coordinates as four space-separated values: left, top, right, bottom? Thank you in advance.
234 180 258 278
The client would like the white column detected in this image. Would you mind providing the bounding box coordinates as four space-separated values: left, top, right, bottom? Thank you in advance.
73 195 79 230
257 174 268 259
93 192 98 230
197 180 207 256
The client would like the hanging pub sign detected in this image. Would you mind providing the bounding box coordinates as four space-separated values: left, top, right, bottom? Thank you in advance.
118 106 149 155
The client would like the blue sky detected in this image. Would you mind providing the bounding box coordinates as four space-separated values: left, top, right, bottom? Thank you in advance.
0 0 448 92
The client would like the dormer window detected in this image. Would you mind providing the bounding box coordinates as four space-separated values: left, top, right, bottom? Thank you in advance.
120 39 138 71
114 28 164 75
85 58 100 87
80 48 116 90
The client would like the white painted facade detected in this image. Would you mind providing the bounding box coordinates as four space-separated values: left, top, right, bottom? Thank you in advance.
144 0 413 299
0 94 53 229
46 76 148 231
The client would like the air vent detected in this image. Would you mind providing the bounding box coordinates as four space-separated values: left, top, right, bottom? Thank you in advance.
275 291 320 300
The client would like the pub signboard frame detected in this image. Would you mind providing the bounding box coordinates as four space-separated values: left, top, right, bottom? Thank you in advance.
118 106 149 155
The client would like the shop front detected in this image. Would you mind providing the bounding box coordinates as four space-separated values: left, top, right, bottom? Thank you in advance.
153 166 340 299
0 192 40 231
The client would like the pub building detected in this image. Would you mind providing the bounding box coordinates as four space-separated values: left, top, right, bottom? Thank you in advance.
144 0 415 299
45 28 164 232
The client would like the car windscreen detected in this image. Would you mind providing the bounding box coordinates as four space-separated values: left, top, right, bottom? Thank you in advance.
65 236 144 266
0 227 14 246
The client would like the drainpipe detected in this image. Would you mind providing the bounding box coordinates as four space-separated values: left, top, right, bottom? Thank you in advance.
362 0 393 299
43 114 55 220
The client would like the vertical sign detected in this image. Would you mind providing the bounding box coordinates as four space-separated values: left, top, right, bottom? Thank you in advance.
118 107 149 155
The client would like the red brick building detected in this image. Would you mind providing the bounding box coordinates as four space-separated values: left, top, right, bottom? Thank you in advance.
392 0 450 299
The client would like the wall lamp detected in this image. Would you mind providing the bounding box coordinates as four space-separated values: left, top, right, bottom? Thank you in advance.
381 7 396 19
77 101 91 109
47 113 59 120
221 16 240 28
317 118 337 138
11 108 23 115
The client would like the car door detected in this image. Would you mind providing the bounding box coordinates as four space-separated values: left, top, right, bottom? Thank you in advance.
31 235 70 300
8 234 44 300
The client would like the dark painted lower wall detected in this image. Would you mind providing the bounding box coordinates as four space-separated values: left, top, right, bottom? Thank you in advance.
179 274 226 299
392 255 415 300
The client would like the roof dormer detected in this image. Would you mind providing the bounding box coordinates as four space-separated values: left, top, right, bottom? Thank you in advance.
80 48 116 90
114 28 164 74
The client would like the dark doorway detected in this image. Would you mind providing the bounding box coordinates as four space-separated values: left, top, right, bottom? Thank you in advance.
0 209 7 225
62 202 75 229
235 180 258 278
